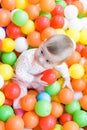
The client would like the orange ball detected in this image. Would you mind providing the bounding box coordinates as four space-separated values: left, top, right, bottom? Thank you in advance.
62 121 79 130
58 87 74 104
83 60 87 74
82 86 87 95
5 116 24 130
23 111 39 128
40 0 56 12
66 51 81 67
0 9 11 27
72 0 84 14
51 102 63 118
71 78 86 91
80 95 87 110
25 4 40 20
28 89 38 97
20 94 37 111
27 31 42 47
0 121 5 130
1 0 16 11
41 27 56 41
28 0 40 4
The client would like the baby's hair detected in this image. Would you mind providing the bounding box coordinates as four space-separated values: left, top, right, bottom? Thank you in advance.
43 34 75 63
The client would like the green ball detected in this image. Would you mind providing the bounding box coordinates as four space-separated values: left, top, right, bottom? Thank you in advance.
39 11 52 19
65 100 81 114
56 0 67 8
1 52 17 65
35 100 52 117
12 10 29 26
0 105 14 122
55 124 62 130
73 110 87 127
45 81 60 96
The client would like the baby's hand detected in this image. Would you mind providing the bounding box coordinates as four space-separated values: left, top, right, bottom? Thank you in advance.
34 75 48 86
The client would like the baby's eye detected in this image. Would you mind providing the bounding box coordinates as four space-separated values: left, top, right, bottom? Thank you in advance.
41 50 44 56
46 59 50 64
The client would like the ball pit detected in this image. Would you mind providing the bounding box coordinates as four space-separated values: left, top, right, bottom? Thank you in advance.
0 0 87 130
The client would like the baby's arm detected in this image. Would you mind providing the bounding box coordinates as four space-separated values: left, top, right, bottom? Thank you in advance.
55 62 73 90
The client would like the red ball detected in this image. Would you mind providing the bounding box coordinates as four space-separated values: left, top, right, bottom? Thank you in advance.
6 23 21 39
65 0 73 5
50 15 64 28
76 43 85 55
81 46 87 58
0 40 2 50
41 69 57 84
39 115 56 130
59 113 73 125
4 98 13 106
4 82 21 100
51 5 64 16
35 16 50 32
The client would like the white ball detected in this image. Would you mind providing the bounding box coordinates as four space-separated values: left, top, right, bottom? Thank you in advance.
80 0 87 11
62 18 69 30
69 18 83 31
74 91 83 101
14 37 29 52
81 17 87 30
0 27 6 40
0 75 4 89
64 5 78 20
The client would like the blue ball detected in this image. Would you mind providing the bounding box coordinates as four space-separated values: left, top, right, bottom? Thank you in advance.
37 92 51 102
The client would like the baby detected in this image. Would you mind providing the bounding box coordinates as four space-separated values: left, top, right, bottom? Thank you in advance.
13 34 76 109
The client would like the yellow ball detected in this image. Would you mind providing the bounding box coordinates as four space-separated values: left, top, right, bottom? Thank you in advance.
21 20 35 34
69 64 84 79
2 38 15 52
0 64 14 80
16 0 28 9
0 91 5 106
56 29 66 35
79 30 87 45
51 95 60 103
66 28 80 42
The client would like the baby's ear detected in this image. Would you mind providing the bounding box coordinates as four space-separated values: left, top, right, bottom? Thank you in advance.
71 39 76 51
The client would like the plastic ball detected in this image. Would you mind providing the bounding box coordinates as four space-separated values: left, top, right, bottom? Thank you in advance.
25 4 40 20
6 23 22 39
14 108 24 117
0 105 14 122
58 87 74 104
4 98 13 106
41 69 57 84
83 60 87 73
1 52 17 65
35 100 52 117
35 16 50 32
65 100 81 114
23 111 39 129
12 9 29 26
0 75 4 89
5 115 24 130
45 81 61 96
27 31 42 47
73 110 87 127
79 95 87 110
65 0 72 5
16 0 28 10
66 28 80 42
4 82 21 100
81 46 87 59
54 124 62 130
14 37 28 52
0 40 2 50
2 38 15 52
0 121 5 130
59 113 73 125
0 91 5 106
40 11 52 20
20 94 37 111
71 78 86 91
69 64 84 79
74 91 83 101
28 0 40 4
79 0 87 11
39 115 56 130
0 64 13 80
62 18 69 30
51 15 64 28
0 9 11 27
40 0 56 12
0 27 6 40
51 5 64 16
55 0 67 8
37 92 51 102
64 5 78 20
51 102 63 118
1 0 16 10
28 89 38 97
21 20 35 34
41 27 56 41
80 30 87 45
62 121 80 130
